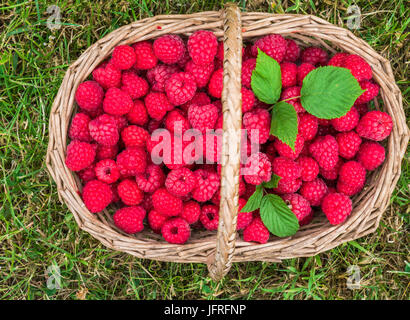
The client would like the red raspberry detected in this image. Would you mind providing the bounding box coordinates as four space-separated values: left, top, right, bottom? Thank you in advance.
113 206 146 234
111 45 137 70
133 41 158 70
309 135 339 170
355 80 380 104
148 209 168 233
283 193 313 226
192 169 220 202
280 86 304 113
112 115 128 132
199 204 219 230
120 70 148 99
251 34 287 63
297 156 319 182
177 49 191 68
117 179 144 206
203 131 223 164
357 141 385 171
144 91 173 121
283 39 300 62
69 113 92 142
188 30 218 66
320 158 343 181
146 64 180 92
336 131 362 159
237 198 254 230
152 188 183 217
110 183 120 203
339 161 366 188
96 144 118 161
185 59 214 88
327 52 349 67
336 180 363 196
126 100 148 126
161 217 191 244
135 164 165 193
356 111 392 141
241 59 256 88
89 114 119 146
188 103 218 133
180 201 201 224
243 183 256 200
331 107 359 132
243 108 271 144
75 80 104 112
65 141 95 171
241 87 255 113
165 167 196 197
317 125 338 137
243 216 270 244
299 178 328 206
78 164 96 182
322 193 352 225
243 152 272 185
297 62 315 86
301 47 328 66
280 62 297 88
141 194 153 212
181 92 211 113
121 125 149 148
82 179 113 213
272 156 302 180
103 88 133 116
92 63 122 89
272 177 302 194
298 113 318 141
216 41 224 61
344 54 372 82
95 159 120 184
274 134 305 160
153 34 186 64
208 68 223 98
116 147 147 176
355 103 369 116
165 72 197 106
164 109 190 134
264 142 276 162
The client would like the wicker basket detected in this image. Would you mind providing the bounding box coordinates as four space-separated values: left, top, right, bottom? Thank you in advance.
46 3 409 281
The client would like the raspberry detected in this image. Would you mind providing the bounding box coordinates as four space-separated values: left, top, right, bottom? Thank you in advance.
135 164 165 193
117 179 144 206
216 41 224 61
272 156 302 180
148 209 168 233
357 141 385 171
188 103 218 133
355 103 369 116
141 194 153 212
116 147 147 176
327 52 349 67
321 193 352 225
192 169 220 202
121 125 149 148
339 161 366 188
165 167 196 197
344 54 372 82
309 135 339 170
75 81 104 112
164 109 190 134
355 80 380 104
243 152 272 185
282 193 313 226
165 72 197 105
317 125 338 137
300 47 328 66
336 180 363 196
243 183 256 199
161 217 191 244
297 63 315 86
241 87 256 113
133 41 158 70
153 34 186 64
65 141 96 171
320 158 343 181
283 39 300 62
241 59 256 88
185 59 214 88
181 92 211 112
188 30 218 66
89 114 119 146
180 201 201 224
298 113 318 141
280 62 297 88
280 86 304 113
121 70 149 99
272 177 302 194
336 131 362 159
152 188 183 217
199 204 219 230
243 216 270 244
92 62 122 89
126 100 148 126
110 183 120 203
103 87 133 116
274 134 305 160
147 64 180 92
356 111 392 141
111 45 137 70
82 180 112 213
95 159 120 184
243 108 271 144
144 91 173 121
237 198 254 230
69 113 92 142
208 68 223 98
264 142 276 162
96 144 118 161
251 34 287 63
177 49 191 68
331 107 359 132
113 206 146 234
297 156 319 182
299 178 328 206
113 115 127 132
203 131 223 164
78 164 96 182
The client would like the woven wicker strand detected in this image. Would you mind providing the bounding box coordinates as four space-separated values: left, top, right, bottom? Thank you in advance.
46 4 409 281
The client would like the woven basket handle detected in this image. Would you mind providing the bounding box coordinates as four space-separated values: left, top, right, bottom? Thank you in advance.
207 3 243 281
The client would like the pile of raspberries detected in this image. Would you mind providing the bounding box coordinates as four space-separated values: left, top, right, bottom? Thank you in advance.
66 30 392 244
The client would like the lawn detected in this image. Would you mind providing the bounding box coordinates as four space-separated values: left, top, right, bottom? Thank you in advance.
0 0 408 300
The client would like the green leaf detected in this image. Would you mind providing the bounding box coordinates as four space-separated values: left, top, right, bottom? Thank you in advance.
260 194 299 237
300 66 365 119
262 174 281 189
251 49 282 104
240 185 263 213
270 101 298 151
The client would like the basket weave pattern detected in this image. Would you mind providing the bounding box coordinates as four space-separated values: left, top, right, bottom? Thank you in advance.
46 4 409 281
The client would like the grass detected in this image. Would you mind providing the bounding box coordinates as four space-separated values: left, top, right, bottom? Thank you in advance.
0 0 409 300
